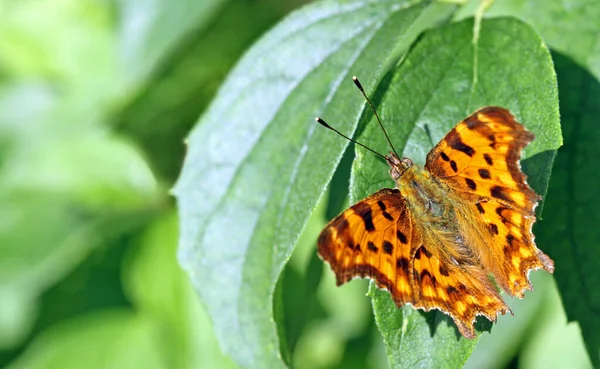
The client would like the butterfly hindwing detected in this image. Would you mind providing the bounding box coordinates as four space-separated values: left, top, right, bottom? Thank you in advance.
476 201 554 297
410 243 509 338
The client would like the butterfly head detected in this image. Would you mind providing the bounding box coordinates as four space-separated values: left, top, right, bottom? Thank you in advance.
386 152 413 181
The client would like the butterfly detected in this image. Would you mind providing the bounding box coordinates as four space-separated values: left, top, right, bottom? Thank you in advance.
315 77 554 338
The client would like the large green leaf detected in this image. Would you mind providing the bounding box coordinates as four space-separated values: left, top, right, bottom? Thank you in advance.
347 17 560 367
174 0 458 367
536 52 600 367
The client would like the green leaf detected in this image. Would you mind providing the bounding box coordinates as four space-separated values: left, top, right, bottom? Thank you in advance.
349 17 560 367
456 0 600 81
536 52 600 367
174 1 458 367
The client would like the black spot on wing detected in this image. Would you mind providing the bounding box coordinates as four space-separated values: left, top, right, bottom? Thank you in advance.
352 202 375 232
491 186 511 203
396 257 409 273
362 209 375 231
450 160 458 172
348 242 361 251
448 135 475 157
439 265 449 276
483 153 493 166
383 241 394 255
465 178 477 190
382 211 394 221
397 230 408 244
367 241 378 252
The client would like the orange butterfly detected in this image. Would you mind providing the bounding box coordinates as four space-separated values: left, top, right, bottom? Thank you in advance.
316 77 554 338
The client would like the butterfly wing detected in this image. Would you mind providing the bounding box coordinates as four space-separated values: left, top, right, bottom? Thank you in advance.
424 107 554 297
318 188 417 304
410 242 510 338
318 188 510 338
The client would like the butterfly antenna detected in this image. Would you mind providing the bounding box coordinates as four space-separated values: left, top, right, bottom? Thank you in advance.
352 76 399 158
314 117 387 161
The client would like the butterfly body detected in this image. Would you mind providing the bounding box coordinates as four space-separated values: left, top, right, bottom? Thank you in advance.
396 162 454 224
318 107 554 338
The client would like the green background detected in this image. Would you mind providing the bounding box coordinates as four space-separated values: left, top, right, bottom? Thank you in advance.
0 0 598 368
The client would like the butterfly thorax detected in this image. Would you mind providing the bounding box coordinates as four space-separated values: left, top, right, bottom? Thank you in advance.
395 163 483 268
392 161 455 229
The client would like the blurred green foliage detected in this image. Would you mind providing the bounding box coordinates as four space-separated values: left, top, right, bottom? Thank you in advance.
0 0 599 369
0 0 299 367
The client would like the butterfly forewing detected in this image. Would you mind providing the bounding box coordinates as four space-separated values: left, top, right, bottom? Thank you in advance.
425 107 539 213
318 189 416 304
